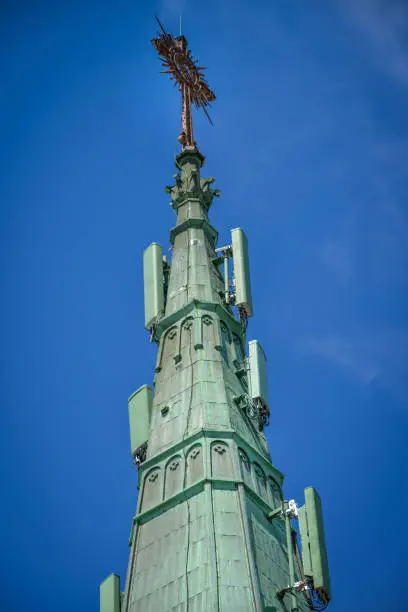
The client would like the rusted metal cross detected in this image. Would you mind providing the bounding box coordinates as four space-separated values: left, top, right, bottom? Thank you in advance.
152 16 216 151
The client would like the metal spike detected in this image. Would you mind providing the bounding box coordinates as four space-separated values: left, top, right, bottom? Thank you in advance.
154 15 167 35
198 96 214 125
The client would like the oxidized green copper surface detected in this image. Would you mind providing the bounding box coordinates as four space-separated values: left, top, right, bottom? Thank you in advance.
118 151 310 612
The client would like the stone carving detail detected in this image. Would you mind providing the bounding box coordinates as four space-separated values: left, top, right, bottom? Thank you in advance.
157 325 178 371
168 327 177 340
164 455 184 500
238 448 252 487
253 463 268 500
239 449 250 467
141 468 163 512
200 176 215 193
182 318 193 331
220 321 231 364
233 333 243 350
211 442 232 479
186 170 200 193
178 317 194 360
186 444 204 486
202 314 218 349
232 332 245 367
268 477 282 509
254 465 263 478
220 321 229 337
164 171 220 211
200 177 221 209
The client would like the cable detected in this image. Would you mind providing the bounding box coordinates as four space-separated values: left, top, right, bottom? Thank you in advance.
185 497 191 610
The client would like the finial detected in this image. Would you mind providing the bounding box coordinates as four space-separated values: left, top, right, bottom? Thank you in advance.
152 18 216 152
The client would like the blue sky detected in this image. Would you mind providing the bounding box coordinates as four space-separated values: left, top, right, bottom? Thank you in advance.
2 0 408 610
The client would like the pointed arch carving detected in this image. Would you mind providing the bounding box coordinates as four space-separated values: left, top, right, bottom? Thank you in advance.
238 447 252 487
193 315 203 349
220 321 232 365
200 313 215 349
156 325 178 372
178 316 194 361
141 467 163 511
185 443 204 486
232 332 245 367
164 454 184 499
211 441 233 480
253 462 268 501
268 476 283 510
220 320 231 341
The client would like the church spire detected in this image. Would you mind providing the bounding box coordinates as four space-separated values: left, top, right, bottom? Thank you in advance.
99 21 331 612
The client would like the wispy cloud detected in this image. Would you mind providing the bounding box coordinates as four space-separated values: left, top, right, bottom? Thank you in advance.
302 331 408 404
338 0 408 85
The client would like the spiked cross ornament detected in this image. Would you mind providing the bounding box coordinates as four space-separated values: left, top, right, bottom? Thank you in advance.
152 16 216 151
